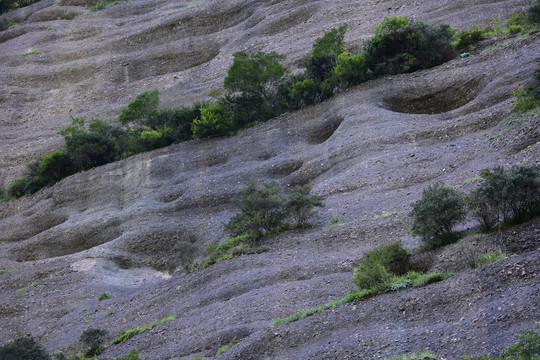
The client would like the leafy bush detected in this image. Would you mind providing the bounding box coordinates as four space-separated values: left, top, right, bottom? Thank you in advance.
79 328 108 357
285 185 325 227
331 51 371 88
119 90 159 126
224 51 288 121
215 338 238 356
499 325 540 360
470 165 540 228
111 315 175 345
153 105 201 141
224 180 288 238
0 335 51 360
527 0 540 23
453 27 485 50
512 86 540 113
305 24 348 82
287 78 331 109
505 10 528 27
191 102 231 139
98 292 112 301
6 177 31 198
37 151 76 185
352 242 409 290
410 182 466 246
364 16 456 76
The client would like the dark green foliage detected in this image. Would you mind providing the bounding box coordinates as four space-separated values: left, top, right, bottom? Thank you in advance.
287 78 331 109
332 51 371 88
305 24 348 82
6 177 31 198
119 90 159 126
79 328 108 357
224 51 288 122
285 185 325 227
499 326 540 360
38 151 76 185
453 27 485 50
410 182 466 246
191 102 232 139
0 0 41 15
224 180 288 238
512 86 540 112
352 241 409 290
470 165 540 229
0 335 51 360
527 0 540 23
364 16 456 76
153 104 202 141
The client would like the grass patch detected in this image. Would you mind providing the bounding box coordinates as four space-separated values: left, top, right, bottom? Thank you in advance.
272 271 452 326
385 351 439 360
16 281 39 296
188 234 256 272
166 2 203 16
98 292 112 301
474 249 508 268
0 267 17 275
91 0 127 11
215 338 238 356
374 210 403 220
110 315 176 345
486 108 540 140
81 306 89 312
324 215 344 229
85 316 95 322
105 309 115 316
21 48 41 56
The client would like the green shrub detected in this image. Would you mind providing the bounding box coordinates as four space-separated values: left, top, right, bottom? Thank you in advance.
453 27 485 50
0 335 51 360
98 292 112 301
126 126 175 154
224 180 288 238
512 86 540 113
79 328 108 357
287 78 331 109
470 165 540 228
305 24 348 82
173 240 199 268
499 325 540 359
37 150 76 185
506 10 528 27
154 105 201 141
410 182 466 246
6 177 31 198
224 51 288 121
191 103 231 139
527 0 540 23
331 51 371 88
364 16 456 76
119 90 160 127
111 315 175 345
285 185 325 228
508 25 523 34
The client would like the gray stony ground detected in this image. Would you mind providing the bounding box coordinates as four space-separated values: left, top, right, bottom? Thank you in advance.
0 0 539 359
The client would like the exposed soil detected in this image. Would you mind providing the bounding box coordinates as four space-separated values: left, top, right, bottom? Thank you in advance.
0 0 539 359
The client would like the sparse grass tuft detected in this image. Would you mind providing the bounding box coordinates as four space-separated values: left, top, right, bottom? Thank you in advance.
324 215 344 229
0 267 17 275
215 338 238 356
91 0 127 11
105 309 115 316
385 351 439 360
111 315 176 344
474 249 508 268
21 48 41 56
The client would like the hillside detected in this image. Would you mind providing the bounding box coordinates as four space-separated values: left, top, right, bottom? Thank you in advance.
0 0 539 359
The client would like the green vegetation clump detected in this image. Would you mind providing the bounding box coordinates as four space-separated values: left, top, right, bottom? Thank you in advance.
469 165 540 230
79 328 108 357
215 338 238 356
385 352 439 360
0 335 51 360
110 315 175 345
512 86 540 113
91 0 127 11
474 250 508 268
528 0 540 23
410 182 466 247
453 27 485 50
97 292 112 301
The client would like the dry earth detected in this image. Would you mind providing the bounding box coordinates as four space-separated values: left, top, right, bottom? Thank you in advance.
0 0 539 359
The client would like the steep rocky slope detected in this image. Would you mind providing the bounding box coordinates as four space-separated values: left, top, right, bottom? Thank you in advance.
0 0 539 359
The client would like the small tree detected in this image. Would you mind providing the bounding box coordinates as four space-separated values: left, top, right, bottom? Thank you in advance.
0 336 51 360
306 24 348 82
191 103 231 139
410 182 466 246
285 185 325 228
119 89 160 126
224 180 288 238
79 328 108 357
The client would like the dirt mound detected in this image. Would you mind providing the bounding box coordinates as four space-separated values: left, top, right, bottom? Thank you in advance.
0 0 539 359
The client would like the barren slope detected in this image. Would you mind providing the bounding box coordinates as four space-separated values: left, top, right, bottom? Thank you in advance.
0 0 539 359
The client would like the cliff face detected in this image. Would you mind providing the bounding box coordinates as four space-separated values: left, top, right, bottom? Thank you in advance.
0 0 539 359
